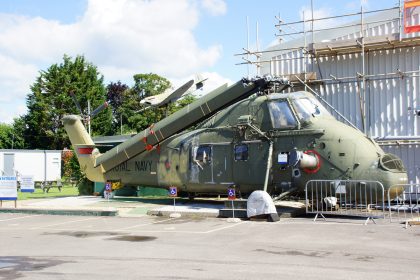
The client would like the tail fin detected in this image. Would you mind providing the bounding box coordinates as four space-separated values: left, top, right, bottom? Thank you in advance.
62 115 105 182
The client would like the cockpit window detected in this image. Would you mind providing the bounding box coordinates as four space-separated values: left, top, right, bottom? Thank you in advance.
268 101 297 129
292 97 329 122
194 145 212 163
234 144 248 161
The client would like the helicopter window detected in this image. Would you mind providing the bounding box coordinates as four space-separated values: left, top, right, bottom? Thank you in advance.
268 101 297 129
292 98 320 121
194 145 212 164
234 144 248 161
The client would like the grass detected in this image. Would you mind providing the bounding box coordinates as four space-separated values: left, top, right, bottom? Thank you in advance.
17 184 79 200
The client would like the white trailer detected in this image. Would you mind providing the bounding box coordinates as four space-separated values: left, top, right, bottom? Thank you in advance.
0 150 61 183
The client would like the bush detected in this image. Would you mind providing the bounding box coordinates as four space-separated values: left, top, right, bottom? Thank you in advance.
77 178 93 195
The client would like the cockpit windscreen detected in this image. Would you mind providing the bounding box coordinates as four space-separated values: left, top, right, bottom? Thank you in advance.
292 97 330 122
267 101 297 129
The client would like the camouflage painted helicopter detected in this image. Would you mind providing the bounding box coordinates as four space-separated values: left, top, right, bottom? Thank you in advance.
63 76 408 199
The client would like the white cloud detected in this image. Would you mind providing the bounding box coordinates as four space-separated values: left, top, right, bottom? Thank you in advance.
0 110 13 124
0 54 38 102
0 0 228 123
201 0 227 16
0 14 81 64
0 102 27 124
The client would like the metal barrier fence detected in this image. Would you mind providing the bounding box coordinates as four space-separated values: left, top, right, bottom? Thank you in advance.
387 184 420 226
305 180 385 224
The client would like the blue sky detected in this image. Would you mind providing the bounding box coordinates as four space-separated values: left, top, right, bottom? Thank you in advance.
0 0 400 123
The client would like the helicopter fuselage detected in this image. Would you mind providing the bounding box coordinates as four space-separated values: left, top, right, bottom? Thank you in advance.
104 91 408 197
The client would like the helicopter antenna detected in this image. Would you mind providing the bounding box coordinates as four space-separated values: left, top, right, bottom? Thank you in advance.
294 75 360 131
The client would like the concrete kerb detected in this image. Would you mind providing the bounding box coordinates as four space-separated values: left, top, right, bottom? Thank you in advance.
0 196 224 218
0 207 117 216
0 196 307 219
147 209 220 218
147 202 223 218
0 196 119 217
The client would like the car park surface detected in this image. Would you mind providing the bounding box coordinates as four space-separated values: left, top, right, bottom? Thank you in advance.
0 213 419 280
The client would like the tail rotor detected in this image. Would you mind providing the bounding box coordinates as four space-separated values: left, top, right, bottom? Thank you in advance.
69 91 109 134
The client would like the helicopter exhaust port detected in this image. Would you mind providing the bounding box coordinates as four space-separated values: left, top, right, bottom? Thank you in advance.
289 150 321 174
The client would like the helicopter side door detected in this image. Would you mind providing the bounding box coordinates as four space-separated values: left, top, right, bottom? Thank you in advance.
191 144 233 185
232 141 269 188
212 144 233 185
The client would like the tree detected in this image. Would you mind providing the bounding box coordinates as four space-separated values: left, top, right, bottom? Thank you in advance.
24 55 112 149
119 73 172 133
168 93 196 114
105 73 199 135
132 73 171 98
0 118 25 149
0 123 14 149
11 117 26 149
106 81 129 133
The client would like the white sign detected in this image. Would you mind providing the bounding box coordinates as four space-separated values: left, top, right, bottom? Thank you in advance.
0 176 17 200
334 181 347 194
278 153 288 164
169 186 178 197
20 175 34 193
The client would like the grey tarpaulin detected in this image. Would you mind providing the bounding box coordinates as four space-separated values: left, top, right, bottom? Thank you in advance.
247 190 277 218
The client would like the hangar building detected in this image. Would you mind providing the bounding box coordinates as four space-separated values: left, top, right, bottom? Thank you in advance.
243 2 420 183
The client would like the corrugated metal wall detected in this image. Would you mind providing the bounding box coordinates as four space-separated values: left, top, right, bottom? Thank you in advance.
367 48 420 137
262 8 420 183
309 47 420 137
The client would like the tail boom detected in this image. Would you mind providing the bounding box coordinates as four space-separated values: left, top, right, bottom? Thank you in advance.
62 115 105 182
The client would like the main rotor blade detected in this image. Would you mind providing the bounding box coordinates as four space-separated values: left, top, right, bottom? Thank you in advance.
69 91 83 115
195 78 208 90
90 101 109 117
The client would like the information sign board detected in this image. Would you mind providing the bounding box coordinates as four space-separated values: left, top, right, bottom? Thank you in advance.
0 176 17 200
20 175 34 193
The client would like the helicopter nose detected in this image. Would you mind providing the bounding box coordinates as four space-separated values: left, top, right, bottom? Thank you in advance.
378 166 408 200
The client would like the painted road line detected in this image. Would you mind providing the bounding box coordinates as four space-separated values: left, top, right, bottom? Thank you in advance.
203 221 248 233
0 215 41 222
30 217 102 230
118 221 248 234
117 218 175 230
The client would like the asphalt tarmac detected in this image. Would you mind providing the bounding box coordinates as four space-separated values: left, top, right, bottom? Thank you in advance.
0 213 419 280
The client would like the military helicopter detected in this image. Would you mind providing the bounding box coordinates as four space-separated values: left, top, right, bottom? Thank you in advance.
63 76 408 199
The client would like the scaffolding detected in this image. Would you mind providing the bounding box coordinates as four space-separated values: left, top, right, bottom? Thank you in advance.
236 0 420 138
